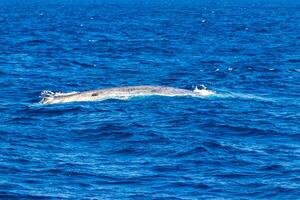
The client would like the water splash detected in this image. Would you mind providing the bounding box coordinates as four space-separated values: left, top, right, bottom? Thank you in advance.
193 85 216 96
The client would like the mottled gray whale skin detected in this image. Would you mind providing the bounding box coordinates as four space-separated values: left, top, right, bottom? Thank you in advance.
40 85 215 104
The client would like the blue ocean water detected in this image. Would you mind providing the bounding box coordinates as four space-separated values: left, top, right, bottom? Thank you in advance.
0 0 300 199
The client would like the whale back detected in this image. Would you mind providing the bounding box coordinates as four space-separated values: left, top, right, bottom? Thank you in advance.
39 86 215 104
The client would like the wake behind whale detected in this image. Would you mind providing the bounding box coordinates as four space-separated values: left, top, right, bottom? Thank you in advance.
40 85 216 104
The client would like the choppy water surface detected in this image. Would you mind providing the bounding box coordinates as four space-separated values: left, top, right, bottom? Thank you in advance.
0 1 299 199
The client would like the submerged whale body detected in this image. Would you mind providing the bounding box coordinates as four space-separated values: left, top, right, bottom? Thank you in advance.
40 85 215 104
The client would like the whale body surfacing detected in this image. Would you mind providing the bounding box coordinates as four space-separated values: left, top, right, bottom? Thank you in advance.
40 86 215 104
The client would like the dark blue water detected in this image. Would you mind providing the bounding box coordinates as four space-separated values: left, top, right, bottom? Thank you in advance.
1 1 300 199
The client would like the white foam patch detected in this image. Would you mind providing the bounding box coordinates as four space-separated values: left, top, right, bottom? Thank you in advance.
193 85 216 96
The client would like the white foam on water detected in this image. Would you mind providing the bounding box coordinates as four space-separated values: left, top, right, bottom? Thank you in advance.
193 85 216 96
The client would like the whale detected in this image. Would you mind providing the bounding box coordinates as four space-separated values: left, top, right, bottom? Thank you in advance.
39 85 216 104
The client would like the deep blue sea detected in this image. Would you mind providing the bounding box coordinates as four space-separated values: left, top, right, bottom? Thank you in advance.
0 0 300 199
